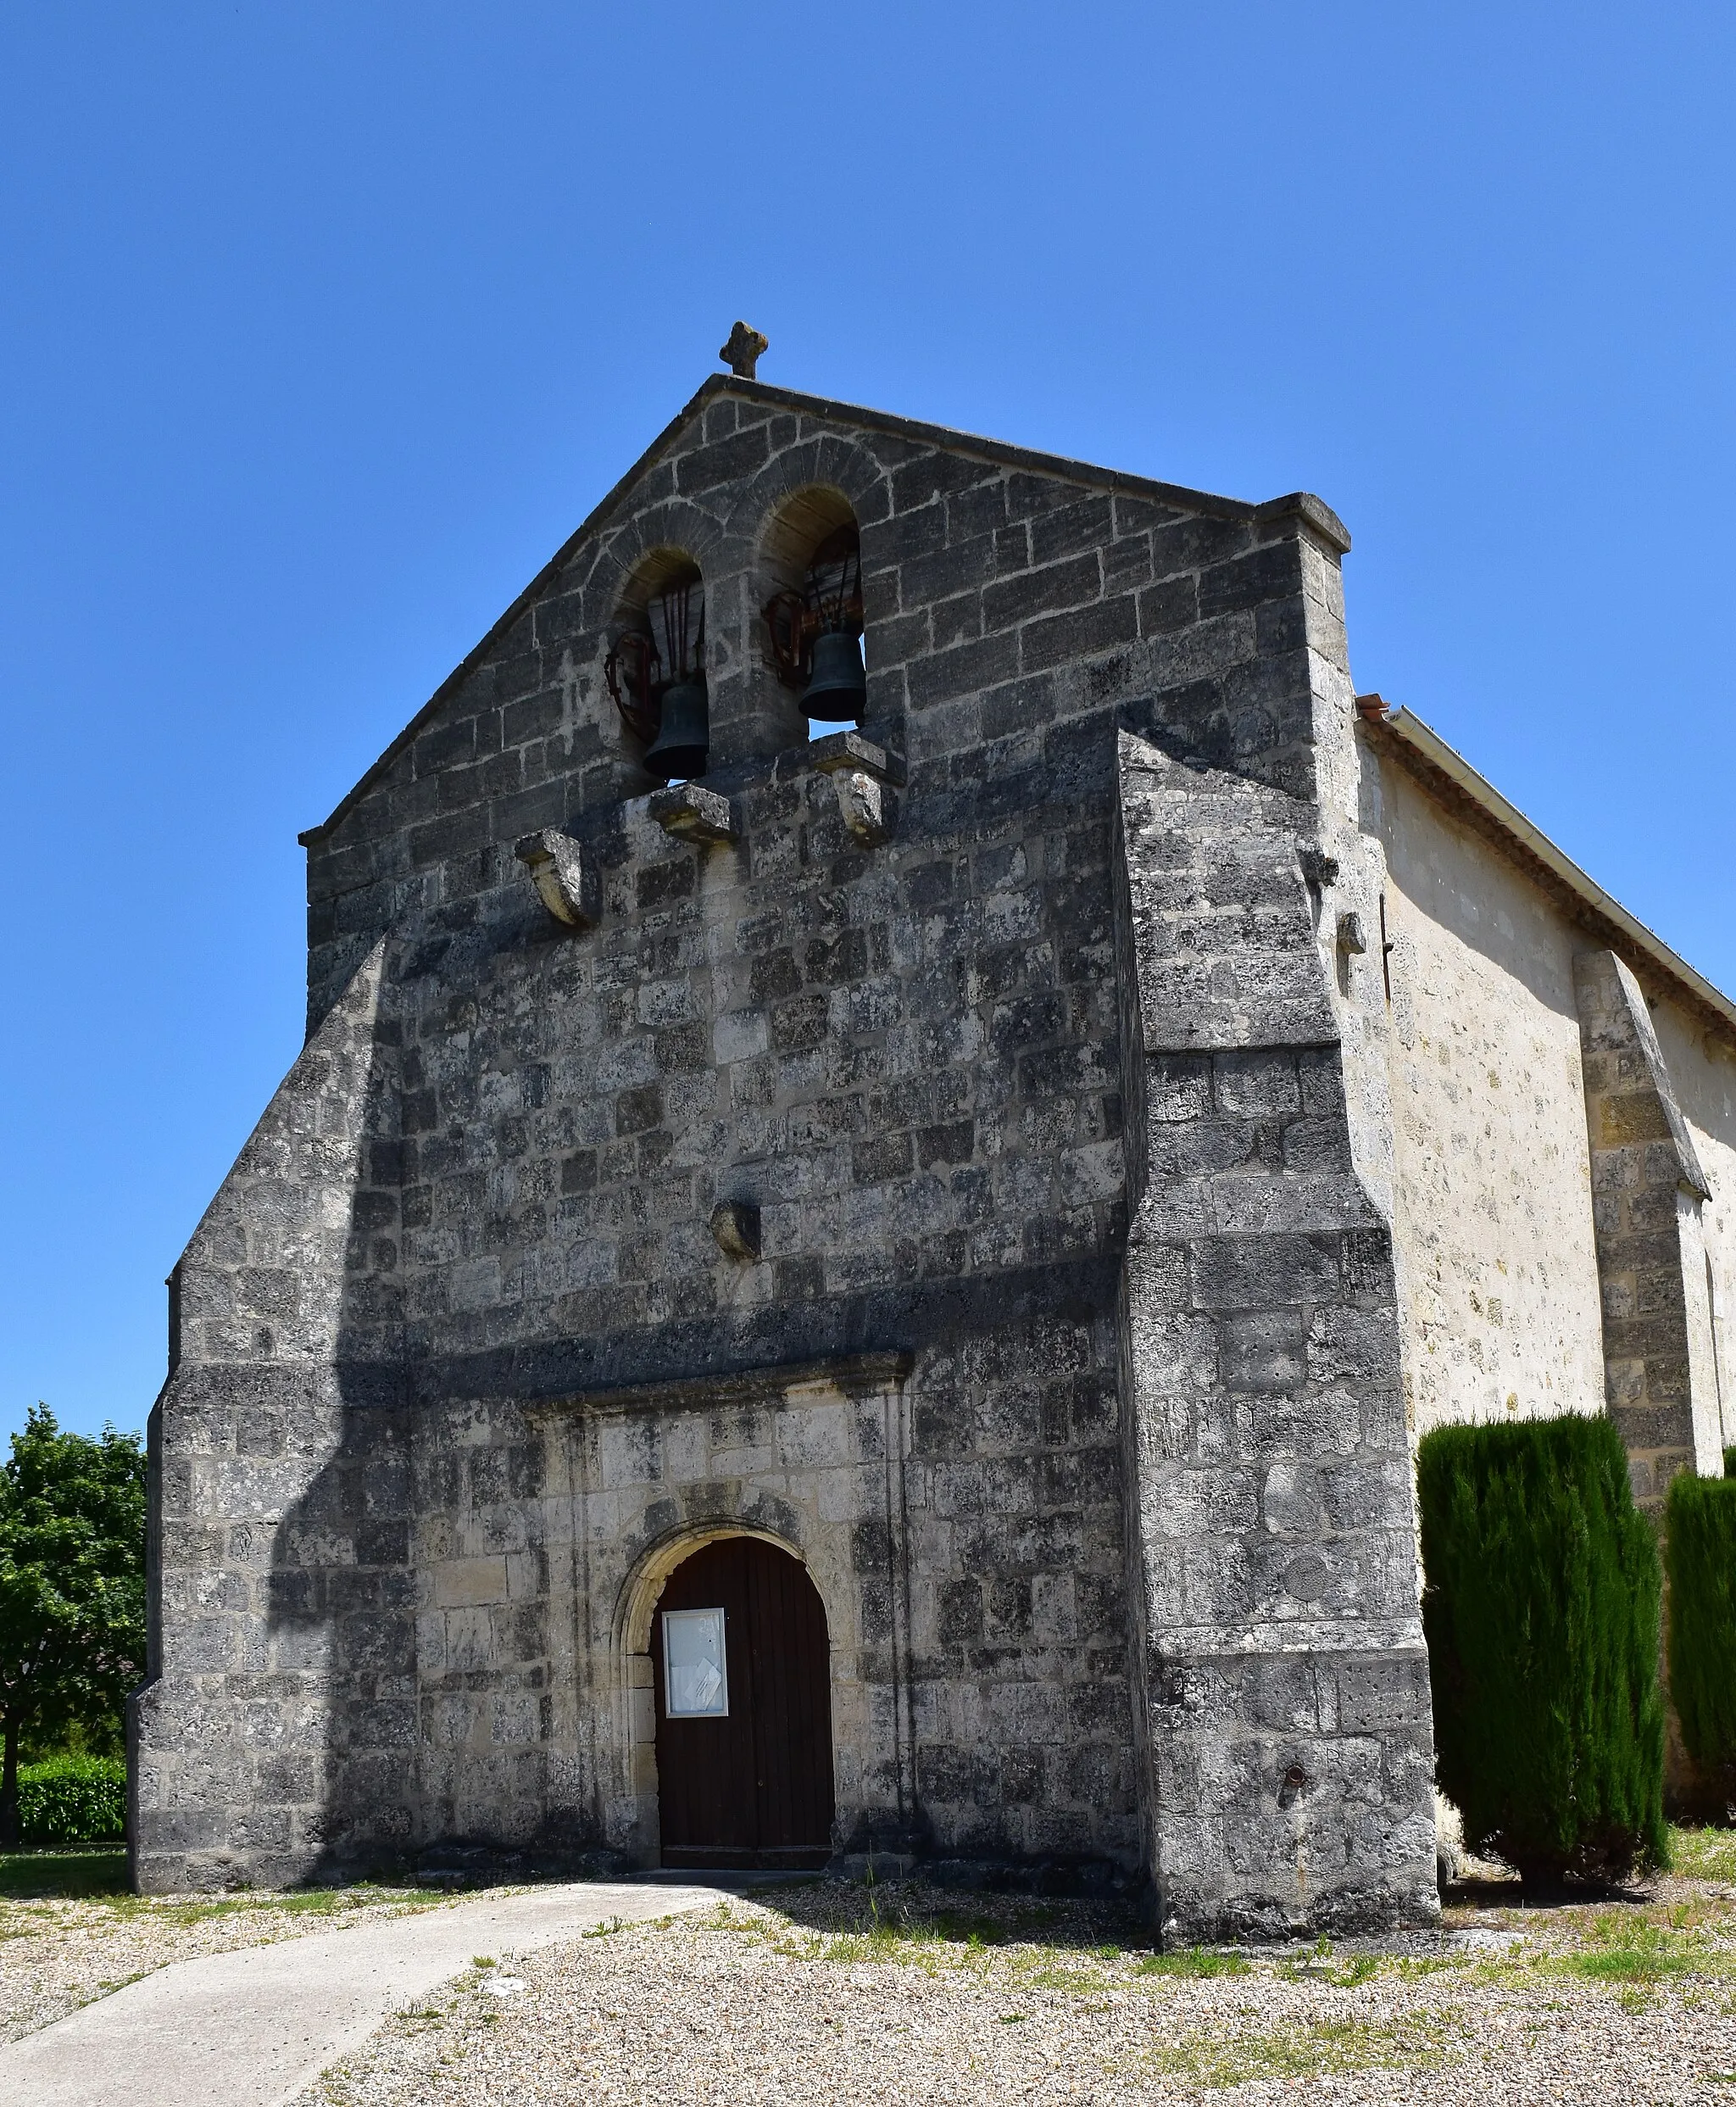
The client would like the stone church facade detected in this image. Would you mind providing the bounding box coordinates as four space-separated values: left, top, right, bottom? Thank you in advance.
131 360 1736 1935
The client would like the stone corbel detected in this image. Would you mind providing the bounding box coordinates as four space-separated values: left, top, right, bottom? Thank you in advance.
1299 847 1340 893
709 1200 761 1260
832 770 899 846
649 783 737 844
808 730 904 848
514 829 598 928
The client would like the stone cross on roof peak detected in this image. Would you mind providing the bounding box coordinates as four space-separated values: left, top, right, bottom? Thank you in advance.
719 321 769 380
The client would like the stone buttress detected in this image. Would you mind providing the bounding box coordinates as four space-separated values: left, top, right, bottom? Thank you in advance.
1115 737 1438 1938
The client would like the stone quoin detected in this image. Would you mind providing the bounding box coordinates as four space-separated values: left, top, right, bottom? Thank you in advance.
131 350 1736 1937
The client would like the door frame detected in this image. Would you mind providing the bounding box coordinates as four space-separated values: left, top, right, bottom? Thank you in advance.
619 1523 835 1861
531 1352 918 1868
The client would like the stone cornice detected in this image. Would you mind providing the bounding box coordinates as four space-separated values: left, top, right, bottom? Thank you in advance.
524 1350 915 1419
1362 699 1736 1047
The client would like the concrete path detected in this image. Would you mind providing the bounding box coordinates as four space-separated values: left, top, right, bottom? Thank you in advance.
0 1879 721 2107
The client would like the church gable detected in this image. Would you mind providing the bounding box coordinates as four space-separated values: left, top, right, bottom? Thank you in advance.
298 374 1347 1033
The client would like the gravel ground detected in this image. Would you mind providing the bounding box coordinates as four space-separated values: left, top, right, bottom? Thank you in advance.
0 1859 453 2043
290 1839 1736 2107
9 1837 1736 2102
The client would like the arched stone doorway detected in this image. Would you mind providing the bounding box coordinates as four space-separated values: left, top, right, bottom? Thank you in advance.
650 1536 836 1870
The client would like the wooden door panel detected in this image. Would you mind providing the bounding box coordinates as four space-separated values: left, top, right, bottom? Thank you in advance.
653 1536 834 1867
652 1541 756 1853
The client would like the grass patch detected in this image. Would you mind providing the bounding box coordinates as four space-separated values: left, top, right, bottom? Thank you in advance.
1560 1913 1710 1987
748 1901 1024 1971
136 1883 447 1928
719 1891 1140 1987
1146 2014 1449 2089
1571 1947 1695 1984
1278 1937 1383 1987
0 1859 448 1930
1136 1947 1250 1979
821 1925 949 1967
0 1849 459 1915
1670 1826 1736 1884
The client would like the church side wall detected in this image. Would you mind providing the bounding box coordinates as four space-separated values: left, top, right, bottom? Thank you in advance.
1372 759 1607 1438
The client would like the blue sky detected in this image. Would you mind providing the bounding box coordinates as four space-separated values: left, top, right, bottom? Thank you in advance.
3 3 1732 1446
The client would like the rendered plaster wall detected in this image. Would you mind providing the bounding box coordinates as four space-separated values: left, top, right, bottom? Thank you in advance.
1372 761 1606 1438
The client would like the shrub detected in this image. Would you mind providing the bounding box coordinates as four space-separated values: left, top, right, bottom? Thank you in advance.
1417 1413 1666 1884
1665 1469 1736 1771
15 1754 125 1847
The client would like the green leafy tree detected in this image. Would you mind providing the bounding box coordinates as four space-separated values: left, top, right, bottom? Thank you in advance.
0 1407 145 1845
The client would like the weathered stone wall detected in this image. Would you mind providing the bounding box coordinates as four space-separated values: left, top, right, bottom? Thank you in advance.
140 373 1440 1922
488 1344 1131 1874
1650 1000 1736 1457
1370 759 1606 1438
1116 735 1438 1939
131 943 415 1892
1575 951 1723 1498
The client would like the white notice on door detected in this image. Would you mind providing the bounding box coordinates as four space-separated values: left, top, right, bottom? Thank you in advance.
663 1605 729 1717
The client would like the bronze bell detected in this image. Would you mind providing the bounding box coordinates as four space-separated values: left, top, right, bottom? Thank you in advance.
800 630 866 722
643 677 709 779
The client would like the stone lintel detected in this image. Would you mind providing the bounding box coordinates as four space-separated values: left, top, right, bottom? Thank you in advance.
525 1350 915 1419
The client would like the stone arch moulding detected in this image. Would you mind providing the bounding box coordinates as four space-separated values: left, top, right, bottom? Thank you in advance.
528 1350 917 1869
720 432 892 560
616 1516 826 1865
755 483 862 603
587 499 725 631
619 1519 812 1658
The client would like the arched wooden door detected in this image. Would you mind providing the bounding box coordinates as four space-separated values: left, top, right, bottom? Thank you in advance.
651 1536 835 1870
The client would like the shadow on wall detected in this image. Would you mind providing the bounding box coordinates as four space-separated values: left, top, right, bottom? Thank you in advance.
266 1398 420 1878
264 924 423 1881
264 906 606 1881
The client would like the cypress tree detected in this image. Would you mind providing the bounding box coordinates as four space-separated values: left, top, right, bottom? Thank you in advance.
1417 1413 1666 1885
1664 1468 1736 1774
